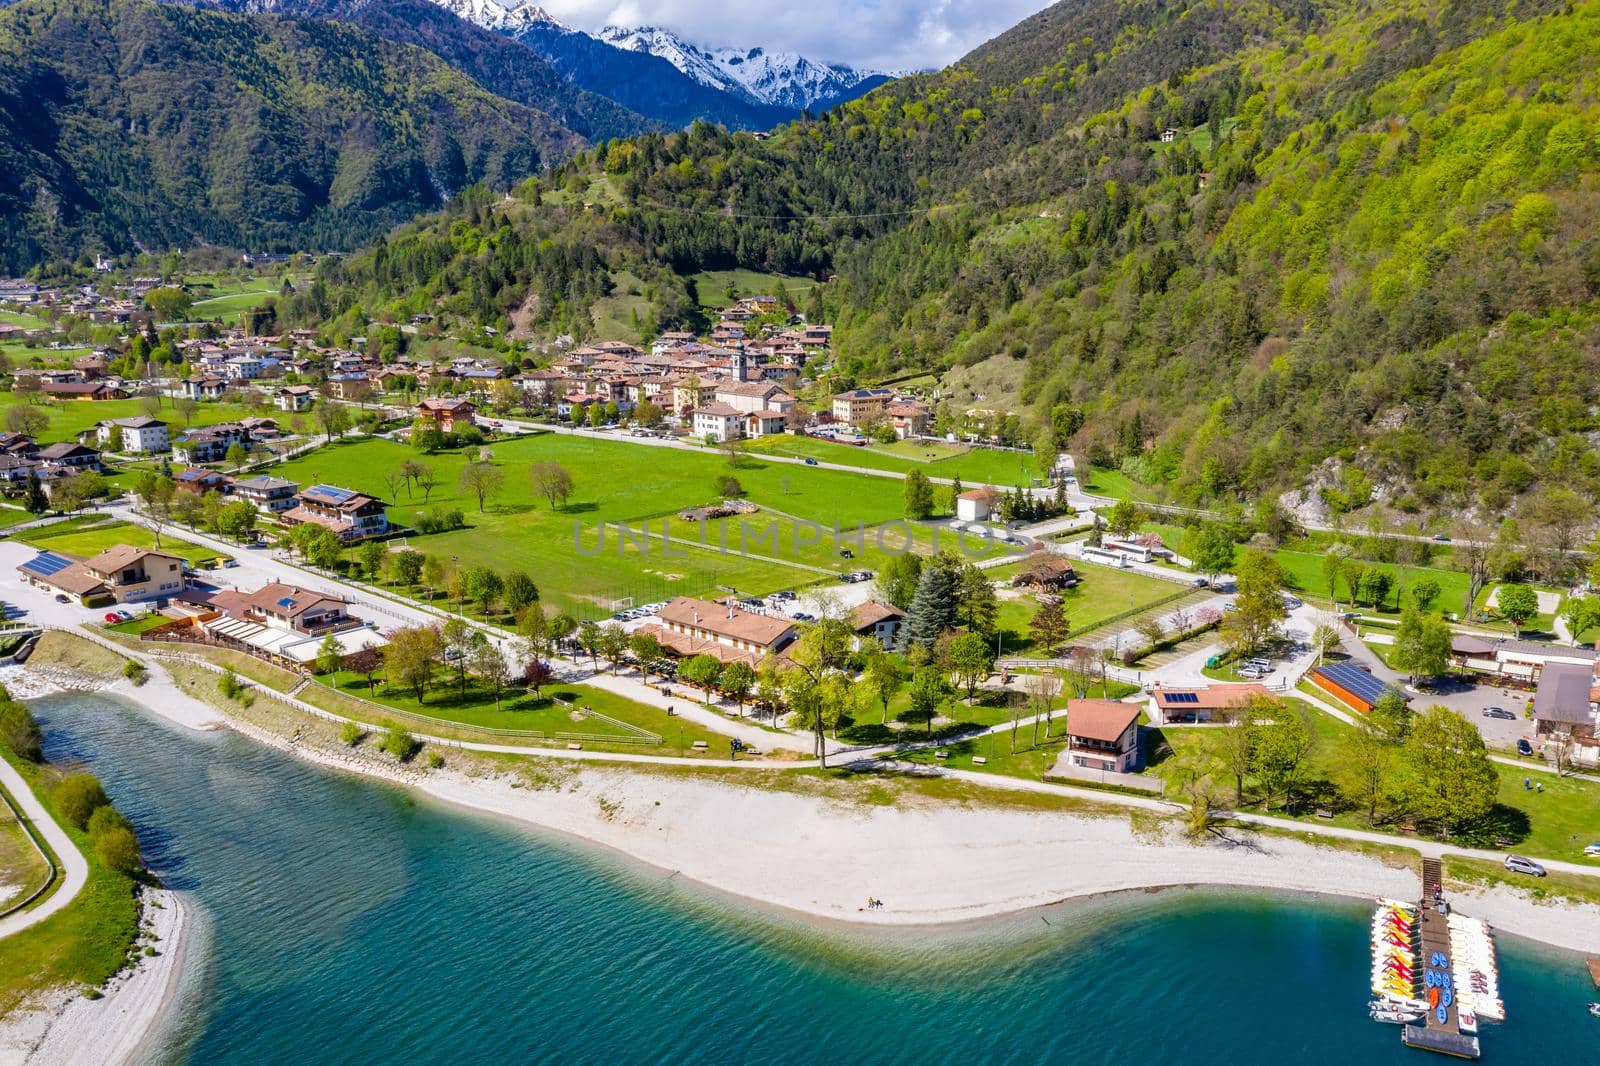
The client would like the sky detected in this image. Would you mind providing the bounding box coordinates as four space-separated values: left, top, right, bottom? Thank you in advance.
539 0 1055 72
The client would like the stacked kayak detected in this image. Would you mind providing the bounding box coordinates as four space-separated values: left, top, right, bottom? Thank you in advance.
1371 900 1420 1002
1448 913 1504 1023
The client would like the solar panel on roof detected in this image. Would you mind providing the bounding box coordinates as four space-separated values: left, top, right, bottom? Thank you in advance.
1166 692 1199 704
1315 662 1395 705
310 485 356 503
23 551 74 577
276 597 297 608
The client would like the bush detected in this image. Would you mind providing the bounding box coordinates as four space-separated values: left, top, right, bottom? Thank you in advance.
54 773 109 829
424 750 444 769
218 669 245 702
122 660 148 687
93 825 142 875
414 508 467 534
0 700 43 761
339 721 364 747
86 805 131 838
379 721 419 762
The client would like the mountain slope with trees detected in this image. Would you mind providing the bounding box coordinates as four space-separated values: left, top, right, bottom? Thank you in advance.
0 0 589 270
279 0 1600 523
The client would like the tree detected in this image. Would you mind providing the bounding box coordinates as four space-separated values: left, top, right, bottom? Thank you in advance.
1391 607 1452 681
904 555 961 646
343 647 384 693
461 566 504 617
861 645 904 724
22 470 47 515
53 773 109 829
949 631 994 701
1219 702 1264 806
720 661 756 715
957 563 998 633
1397 706 1499 835
390 549 424 587
1250 703 1313 812
598 623 629 673
224 442 249 470
1495 583 1539 636
530 460 575 509
384 626 443 702
1029 599 1071 656
0 701 43 762
459 461 505 512
4 403 47 437
1561 596 1600 645
216 500 259 542
358 540 386 579
315 633 343 676
1182 523 1235 584
380 722 420 762
1339 716 1400 826
316 401 351 442
503 571 539 619
471 641 511 709
902 469 934 520
629 632 665 683
1062 646 1097 698
94 825 143 875
144 286 191 321
874 553 923 610
1360 567 1395 610
415 463 440 502
1311 617 1343 664
906 665 949 737
680 653 723 699
174 397 199 427
411 419 444 453
1107 498 1139 537
1024 668 1062 747
1410 577 1441 613
304 527 343 570
522 659 554 696
577 620 603 668
1220 549 1287 655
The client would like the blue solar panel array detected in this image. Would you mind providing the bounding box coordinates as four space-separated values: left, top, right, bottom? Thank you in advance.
1313 662 1401 705
22 551 74 577
308 485 356 503
1164 692 1199 704
276 596 298 608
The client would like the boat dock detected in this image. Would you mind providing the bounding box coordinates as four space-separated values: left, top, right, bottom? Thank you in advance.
1386 859 1485 1059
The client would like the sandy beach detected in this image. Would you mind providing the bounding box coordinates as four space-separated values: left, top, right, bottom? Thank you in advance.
0 887 195 1066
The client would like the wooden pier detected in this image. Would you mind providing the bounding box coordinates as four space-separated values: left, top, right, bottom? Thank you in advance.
1402 859 1481 1059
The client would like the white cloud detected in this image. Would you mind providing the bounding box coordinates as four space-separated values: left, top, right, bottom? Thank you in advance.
540 0 1053 71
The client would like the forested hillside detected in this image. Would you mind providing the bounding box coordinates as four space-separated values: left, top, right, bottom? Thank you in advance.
290 0 1600 516
0 0 587 270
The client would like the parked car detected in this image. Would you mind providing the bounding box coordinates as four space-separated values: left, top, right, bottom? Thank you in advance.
1517 738 1535 756
1482 706 1517 721
1583 843 1600 858
1503 855 1546 877
1432 534 1452 542
1223 600 1238 611
1192 576 1210 587
53 594 70 604
223 559 239 568
116 610 133 621
103 612 121 623
803 457 819 466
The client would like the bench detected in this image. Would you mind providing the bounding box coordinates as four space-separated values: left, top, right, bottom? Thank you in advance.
692 740 708 750
934 750 949 759
1316 808 1334 820
566 742 582 750
972 756 987 766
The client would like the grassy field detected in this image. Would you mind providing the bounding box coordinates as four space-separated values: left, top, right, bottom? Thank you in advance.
269 435 923 615
987 560 1187 654
587 270 653 341
314 671 730 755
0 395 261 443
688 269 818 308
22 519 227 566
188 275 304 324
1 343 93 367
0 310 50 330
737 434 1043 487
0 746 143 1015
1080 467 1162 502
0 786 50 911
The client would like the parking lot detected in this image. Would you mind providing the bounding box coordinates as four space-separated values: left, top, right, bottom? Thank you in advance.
1408 674 1537 750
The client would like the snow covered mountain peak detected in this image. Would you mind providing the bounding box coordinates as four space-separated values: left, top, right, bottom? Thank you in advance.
597 24 892 111
428 0 566 36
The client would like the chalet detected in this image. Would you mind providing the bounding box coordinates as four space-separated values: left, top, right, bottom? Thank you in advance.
513 370 567 405
197 582 385 665
224 354 263 380
17 545 184 605
174 467 231 495
0 455 38 485
1531 661 1598 742
42 381 126 401
172 423 251 464
1149 683 1273 725
276 385 315 412
96 416 169 454
831 388 894 428
324 373 373 400
416 397 477 432
886 402 931 439
632 596 797 667
181 376 228 401
1160 127 1179 142
0 432 38 457
35 442 101 470
851 601 906 650
223 582 353 634
1011 557 1079 591
1060 699 1142 773
280 484 388 541
231 474 299 514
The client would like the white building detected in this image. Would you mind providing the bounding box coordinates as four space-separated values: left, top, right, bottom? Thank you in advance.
96 416 169 454
692 403 744 443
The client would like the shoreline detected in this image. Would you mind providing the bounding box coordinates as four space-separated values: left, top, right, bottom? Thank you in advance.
0 886 196 1066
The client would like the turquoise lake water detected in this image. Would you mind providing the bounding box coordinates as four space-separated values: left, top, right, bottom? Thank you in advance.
31 691 1598 1064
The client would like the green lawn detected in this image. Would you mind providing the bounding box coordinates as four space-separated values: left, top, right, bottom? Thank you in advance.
988 561 1188 654
0 790 50 911
269 435 925 616
316 671 730 755
21 519 227 566
0 310 51 330
188 275 304 324
1081 467 1162 502
0 746 143 1015
0 395 262 443
688 269 818 308
737 433 1043 487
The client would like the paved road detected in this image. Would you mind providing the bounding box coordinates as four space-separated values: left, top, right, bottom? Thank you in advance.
0 752 87 940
